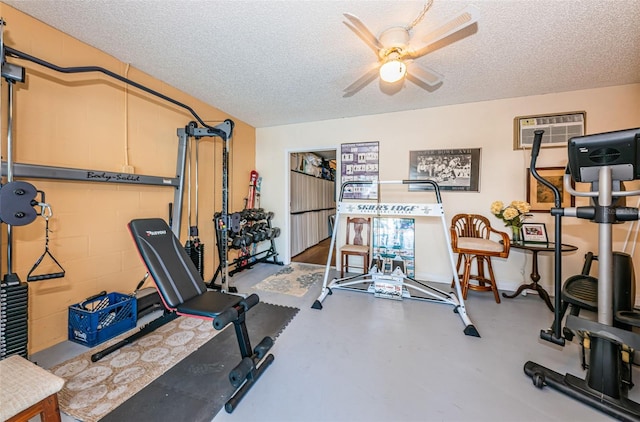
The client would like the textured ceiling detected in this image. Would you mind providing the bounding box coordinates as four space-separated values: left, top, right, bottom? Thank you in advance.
3 0 640 128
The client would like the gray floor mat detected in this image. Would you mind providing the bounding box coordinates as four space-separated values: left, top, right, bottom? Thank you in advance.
101 302 299 422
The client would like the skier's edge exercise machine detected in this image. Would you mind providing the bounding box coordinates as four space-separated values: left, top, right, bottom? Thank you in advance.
524 128 640 421
312 179 480 338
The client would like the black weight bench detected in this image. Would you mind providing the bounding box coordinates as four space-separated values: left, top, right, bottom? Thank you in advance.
127 218 274 413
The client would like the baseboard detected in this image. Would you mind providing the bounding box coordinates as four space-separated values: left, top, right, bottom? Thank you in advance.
415 271 526 295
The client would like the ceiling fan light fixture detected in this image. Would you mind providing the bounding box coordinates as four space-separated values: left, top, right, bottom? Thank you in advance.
379 59 406 83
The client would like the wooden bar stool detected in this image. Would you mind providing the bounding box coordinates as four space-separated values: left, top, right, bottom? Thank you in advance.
0 355 65 422
450 214 510 303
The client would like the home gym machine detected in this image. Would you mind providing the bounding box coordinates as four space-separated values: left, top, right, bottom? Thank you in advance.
312 179 479 338
0 41 233 246
524 128 640 421
0 19 239 360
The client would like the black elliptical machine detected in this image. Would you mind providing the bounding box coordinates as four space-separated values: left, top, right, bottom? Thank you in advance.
523 128 640 420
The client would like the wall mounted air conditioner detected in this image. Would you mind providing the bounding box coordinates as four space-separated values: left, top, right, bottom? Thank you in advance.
514 111 586 149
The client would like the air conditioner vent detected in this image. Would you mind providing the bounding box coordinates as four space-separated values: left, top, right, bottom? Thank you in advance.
517 112 585 148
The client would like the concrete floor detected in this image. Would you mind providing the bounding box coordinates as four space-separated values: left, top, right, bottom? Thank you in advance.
33 262 638 421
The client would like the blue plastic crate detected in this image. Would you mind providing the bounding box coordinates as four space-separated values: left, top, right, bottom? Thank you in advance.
68 292 137 347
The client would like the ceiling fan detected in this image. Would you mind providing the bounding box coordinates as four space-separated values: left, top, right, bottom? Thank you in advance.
343 2 480 97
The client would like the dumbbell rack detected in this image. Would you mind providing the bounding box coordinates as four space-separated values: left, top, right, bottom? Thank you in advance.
209 208 283 285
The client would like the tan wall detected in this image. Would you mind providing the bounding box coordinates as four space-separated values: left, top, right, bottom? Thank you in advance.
0 4 256 353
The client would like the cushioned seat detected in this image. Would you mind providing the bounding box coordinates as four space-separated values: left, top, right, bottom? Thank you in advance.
0 355 65 422
176 291 245 318
456 237 506 253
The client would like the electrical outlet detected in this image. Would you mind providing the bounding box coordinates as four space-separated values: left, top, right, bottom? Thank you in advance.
121 165 135 173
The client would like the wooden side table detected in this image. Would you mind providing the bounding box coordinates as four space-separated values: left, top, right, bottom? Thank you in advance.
502 241 578 311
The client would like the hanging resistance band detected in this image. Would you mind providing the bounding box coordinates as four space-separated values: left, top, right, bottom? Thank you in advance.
27 202 65 281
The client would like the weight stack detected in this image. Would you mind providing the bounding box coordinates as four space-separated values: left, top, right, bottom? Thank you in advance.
0 281 28 359
185 240 205 280
190 242 204 280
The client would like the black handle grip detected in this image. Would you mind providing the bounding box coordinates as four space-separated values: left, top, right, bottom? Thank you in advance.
213 307 238 330
90 330 139 362
531 130 545 164
91 342 121 362
135 273 149 291
85 290 108 302
27 272 65 282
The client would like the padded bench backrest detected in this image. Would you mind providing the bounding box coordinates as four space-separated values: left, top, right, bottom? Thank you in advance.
129 218 206 308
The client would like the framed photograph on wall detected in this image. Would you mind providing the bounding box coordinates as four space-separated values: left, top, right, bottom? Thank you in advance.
526 167 574 212
521 223 548 243
514 111 586 150
341 141 379 199
408 148 481 192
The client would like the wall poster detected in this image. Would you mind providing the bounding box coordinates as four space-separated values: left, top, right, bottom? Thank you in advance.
340 141 379 199
408 148 481 192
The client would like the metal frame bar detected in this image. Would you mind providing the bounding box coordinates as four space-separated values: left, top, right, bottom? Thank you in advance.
1 138 188 238
1 162 180 187
180 120 234 291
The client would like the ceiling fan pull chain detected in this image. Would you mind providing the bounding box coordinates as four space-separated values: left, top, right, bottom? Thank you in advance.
406 0 433 31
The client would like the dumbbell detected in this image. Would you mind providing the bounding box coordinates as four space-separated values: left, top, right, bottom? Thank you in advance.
242 230 255 245
245 209 261 221
228 229 240 241
234 231 253 248
231 230 253 248
253 208 266 221
256 222 271 239
263 227 274 239
230 235 243 249
249 224 266 242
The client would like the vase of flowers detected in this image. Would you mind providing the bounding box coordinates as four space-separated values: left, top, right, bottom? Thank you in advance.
490 200 531 242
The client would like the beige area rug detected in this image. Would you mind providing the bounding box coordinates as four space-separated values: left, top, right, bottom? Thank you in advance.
50 316 222 422
253 263 326 297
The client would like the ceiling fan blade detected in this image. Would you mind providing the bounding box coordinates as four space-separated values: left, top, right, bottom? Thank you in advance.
408 5 480 59
343 65 380 97
406 61 443 87
343 13 384 53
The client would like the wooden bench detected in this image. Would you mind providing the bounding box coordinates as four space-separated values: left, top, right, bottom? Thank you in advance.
0 355 65 422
